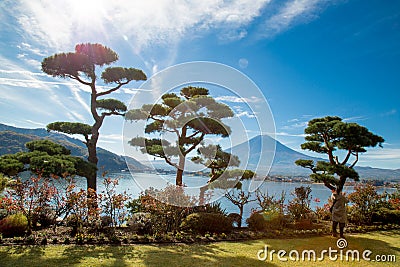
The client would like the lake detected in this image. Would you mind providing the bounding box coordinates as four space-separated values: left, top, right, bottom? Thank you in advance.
83 172 397 224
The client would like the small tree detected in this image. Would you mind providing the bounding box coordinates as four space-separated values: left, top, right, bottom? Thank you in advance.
295 116 384 192
48 175 77 232
126 86 233 186
225 187 255 228
255 189 286 214
42 43 147 191
66 188 99 236
223 170 256 227
286 186 312 221
99 177 130 227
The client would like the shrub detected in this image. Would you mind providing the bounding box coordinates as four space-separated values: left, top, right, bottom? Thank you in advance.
263 210 288 230
180 212 233 234
127 212 152 235
0 208 7 220
32 206 56 228
246 212 266 231
0 213 28 237
255 189 286 214
372 208 400 224
127 186 197 234
194 202 227 216
101 215 113 227
315 204 331 221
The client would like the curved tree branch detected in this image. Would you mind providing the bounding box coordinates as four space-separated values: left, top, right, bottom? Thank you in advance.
341 149 352 165
163 157 179 169
349 151 359 168
185 133 205 156
66 74 92 86
96 81 129 97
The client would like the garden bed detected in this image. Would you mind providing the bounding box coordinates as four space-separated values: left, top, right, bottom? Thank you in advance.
2 222 399 246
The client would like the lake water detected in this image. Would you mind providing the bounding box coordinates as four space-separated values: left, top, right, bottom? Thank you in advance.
82 172 397 224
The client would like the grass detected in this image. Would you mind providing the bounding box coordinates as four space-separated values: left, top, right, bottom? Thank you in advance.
0 230 399 267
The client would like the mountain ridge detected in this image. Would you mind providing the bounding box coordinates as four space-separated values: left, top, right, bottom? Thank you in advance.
0 123 149 172
0 123 398 181
230 135 400 181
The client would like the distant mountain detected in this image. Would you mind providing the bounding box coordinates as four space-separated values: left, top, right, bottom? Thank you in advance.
0 123 149 172
228 134 321 175
230 135 400 181
4 123 396 181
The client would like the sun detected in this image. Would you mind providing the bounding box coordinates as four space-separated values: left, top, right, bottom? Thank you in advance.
69 0 107 27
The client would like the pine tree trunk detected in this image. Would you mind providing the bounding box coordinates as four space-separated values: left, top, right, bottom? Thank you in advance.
176 155 185 186
176 169 184 186
199 185 208 205
238 205 243 228
87 83 101 192
86 138 98 192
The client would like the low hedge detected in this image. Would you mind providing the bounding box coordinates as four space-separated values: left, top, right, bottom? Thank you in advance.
180 212 233 234
372 208 400 224
0 213 28 237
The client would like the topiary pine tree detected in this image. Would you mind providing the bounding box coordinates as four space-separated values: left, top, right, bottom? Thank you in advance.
191 144 241 204
0 139 96 179
192 144 241 183
42 43 147 191
125 86 234 186
295 116 384 192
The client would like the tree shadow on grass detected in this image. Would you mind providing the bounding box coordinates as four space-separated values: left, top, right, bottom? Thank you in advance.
0 242 276 267
2 232 397 267
0 245 139 267
0 245 47 267
61 245 145 267
284 231 400 262
344 232 400 255
141 242 278 267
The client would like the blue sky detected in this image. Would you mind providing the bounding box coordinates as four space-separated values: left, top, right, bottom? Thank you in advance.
0 0 399 169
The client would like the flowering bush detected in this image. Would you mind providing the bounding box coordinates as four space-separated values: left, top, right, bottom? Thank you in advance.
0 175 57 233
286 186 312 221
66 188 100 235
99 177 130 227
348 183 379 225
315 203 331 221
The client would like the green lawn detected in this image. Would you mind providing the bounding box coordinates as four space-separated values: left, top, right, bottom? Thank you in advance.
0 230 399 267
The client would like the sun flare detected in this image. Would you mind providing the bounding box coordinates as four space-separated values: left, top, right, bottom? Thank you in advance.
69 0 107 26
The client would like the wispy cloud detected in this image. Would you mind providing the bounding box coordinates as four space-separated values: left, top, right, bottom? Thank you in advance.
16 54 42 70
282 120 308 130
11 0 341 53
236 111 256 118
258 0 336 39
361 149 400 160
0 69 46 76
17 42 47 56
343 116 368 122
275 131 307 137
10 0 270 52
380 109 397 117
24 119 46 127
215 95 262 103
